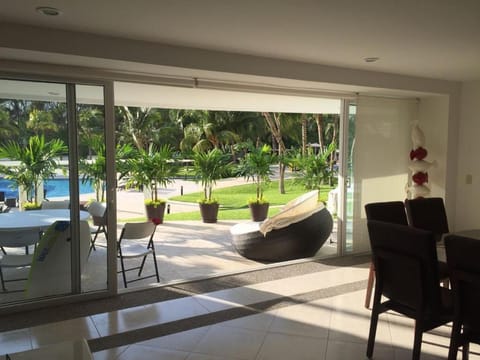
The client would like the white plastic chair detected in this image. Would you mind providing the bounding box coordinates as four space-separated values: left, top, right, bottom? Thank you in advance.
117 222 160 288
0 229 41 291
26 220 91 298
87 201 107 253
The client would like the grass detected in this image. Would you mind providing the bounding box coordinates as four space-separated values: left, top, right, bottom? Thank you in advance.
119 179 334 222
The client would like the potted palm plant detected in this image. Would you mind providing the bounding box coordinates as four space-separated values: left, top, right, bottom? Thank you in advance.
192 148 231 223
0 135 67 210
237 144 276 221
126 144 178 223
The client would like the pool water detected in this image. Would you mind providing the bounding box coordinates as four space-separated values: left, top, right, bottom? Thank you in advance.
0 178 94 199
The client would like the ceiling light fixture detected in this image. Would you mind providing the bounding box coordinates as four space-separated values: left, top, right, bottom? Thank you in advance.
364 57 380 63
48 91 60 96
36 6 62 16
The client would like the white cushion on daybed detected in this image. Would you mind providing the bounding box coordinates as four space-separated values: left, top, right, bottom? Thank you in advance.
259 190 320 235
230 190 321 237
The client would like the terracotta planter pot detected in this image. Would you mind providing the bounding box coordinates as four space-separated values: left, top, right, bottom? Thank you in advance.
249 202 269 222
199 203 219 223
145 203 166 223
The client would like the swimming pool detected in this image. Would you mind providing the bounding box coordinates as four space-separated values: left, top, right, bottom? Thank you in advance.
0 178 94 198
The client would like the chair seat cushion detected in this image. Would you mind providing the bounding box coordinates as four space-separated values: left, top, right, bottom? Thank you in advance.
119 243 153 258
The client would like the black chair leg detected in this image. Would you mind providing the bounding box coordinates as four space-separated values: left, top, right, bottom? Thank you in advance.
0 247 6 255
412 321 423 360
119 256 128 288
462 342 469 360
152 252 160 283
0 267 6 291
448 321 461 360
366 307 379 358
138 255 148 276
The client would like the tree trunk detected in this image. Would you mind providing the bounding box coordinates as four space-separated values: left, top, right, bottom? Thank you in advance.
301 114 307 156
262 112 286 194
315 114 324 153
329 115 339 186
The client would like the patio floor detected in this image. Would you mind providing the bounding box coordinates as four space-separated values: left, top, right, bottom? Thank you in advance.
0 178 338 303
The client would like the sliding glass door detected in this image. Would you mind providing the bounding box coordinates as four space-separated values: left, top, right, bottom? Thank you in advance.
0 78 114 308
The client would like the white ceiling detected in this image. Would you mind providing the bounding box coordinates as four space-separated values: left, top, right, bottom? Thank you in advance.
0 0 476 112
1 0 479 82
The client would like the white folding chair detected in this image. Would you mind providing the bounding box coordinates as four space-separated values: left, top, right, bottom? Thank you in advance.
87 201 107 253
117 222 160 288
0 229 41 291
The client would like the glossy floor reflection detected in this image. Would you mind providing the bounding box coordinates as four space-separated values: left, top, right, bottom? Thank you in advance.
2 259 479 360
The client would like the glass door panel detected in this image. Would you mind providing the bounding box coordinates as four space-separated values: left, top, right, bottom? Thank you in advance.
76 84 108 293
0 78 110 307
338 100 356 255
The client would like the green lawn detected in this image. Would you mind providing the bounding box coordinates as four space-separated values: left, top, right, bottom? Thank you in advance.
162 179 333 221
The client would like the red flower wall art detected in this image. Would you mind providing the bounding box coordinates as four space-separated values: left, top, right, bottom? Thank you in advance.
407 123 437 198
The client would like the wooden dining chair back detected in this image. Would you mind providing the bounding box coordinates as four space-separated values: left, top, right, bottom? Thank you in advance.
405 197 449 242
0 229 41 291
445 234 480 360
366 220 453 360
87 201 107 253
364 201 408 308
117 222 160 288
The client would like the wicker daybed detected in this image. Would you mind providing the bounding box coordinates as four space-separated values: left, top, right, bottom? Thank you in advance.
230 191 333 262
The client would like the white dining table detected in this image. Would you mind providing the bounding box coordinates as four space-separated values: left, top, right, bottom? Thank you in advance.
0 209 90 231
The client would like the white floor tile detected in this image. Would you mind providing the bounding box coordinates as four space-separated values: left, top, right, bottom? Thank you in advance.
256 332 328 360
137 326 210 352
116 344 189 360
92 346 130 360
29 317 100 347
326 340 393 360
193 325 266 360
268 299 332 339
0 329 32 356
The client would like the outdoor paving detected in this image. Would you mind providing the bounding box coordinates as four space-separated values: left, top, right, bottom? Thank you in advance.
1 174 338 302
109 175 338 290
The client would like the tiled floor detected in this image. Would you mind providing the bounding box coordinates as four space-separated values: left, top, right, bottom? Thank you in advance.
2 260 478 360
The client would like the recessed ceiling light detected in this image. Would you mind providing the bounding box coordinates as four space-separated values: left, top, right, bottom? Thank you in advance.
48 91 60 96
364 57 380 63
36 6 62 16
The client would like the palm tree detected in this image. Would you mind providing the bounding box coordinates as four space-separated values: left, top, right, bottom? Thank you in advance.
192 148 231 204
126 144 177 204
0 108 18 138
80 136 134 202
0 135 67 205
180 111 240 154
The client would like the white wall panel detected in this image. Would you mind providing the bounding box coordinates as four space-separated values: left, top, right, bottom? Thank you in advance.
351 97 415 253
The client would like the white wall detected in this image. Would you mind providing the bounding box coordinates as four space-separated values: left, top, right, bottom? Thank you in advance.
455 81 480 230
417 96 449 199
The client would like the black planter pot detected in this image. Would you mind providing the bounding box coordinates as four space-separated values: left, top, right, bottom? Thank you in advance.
199 203 219 223
145 203 166 223
249 202 269 222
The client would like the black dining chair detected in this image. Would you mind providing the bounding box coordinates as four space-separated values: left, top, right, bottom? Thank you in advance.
445 234 480 360
364 201 408 308
366 220 453 360
404 197 450 286
405 197 449 242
